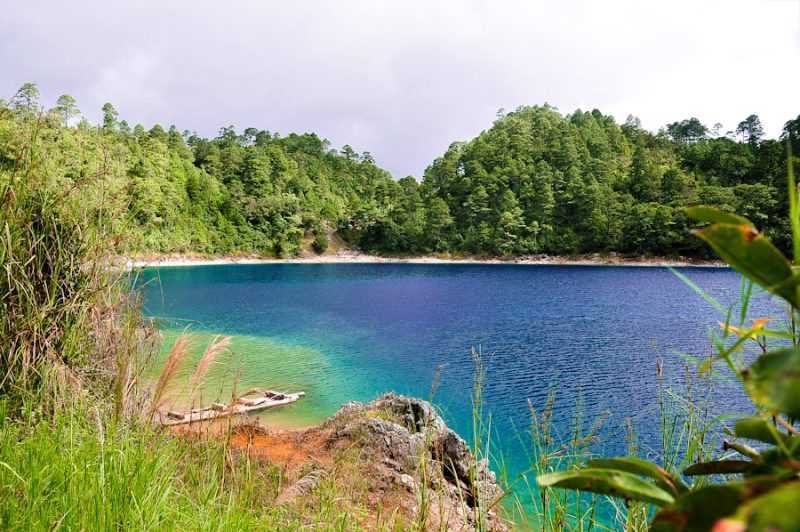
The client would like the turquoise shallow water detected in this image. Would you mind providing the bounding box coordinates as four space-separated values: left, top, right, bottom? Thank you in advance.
137 263 772 520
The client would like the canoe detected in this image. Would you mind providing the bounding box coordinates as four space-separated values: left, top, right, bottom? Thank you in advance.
160 389 305 426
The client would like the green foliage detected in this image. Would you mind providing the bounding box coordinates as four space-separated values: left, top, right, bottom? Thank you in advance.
537 188 800 529
586 457 688 496
4 83 796 259
740 483 800 530
0 403 403 531
412 106 793 257
692 219 797 307
0 409 269 530
312 227 329 254
649 481 778 532
0 110 126 407
733 416 793 446
0 84 402 258
743 348 800 417
537 469 676 506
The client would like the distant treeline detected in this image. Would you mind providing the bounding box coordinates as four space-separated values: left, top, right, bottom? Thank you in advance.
2 82 799 258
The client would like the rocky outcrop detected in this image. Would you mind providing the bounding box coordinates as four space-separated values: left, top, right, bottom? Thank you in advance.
230 393 509 530
323 393 508 530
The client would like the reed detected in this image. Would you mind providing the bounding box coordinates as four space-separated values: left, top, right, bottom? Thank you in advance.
149 334 192 415
189 335 232 396
0 114 124 413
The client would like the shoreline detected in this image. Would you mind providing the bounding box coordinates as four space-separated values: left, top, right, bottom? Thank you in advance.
124 252 726 269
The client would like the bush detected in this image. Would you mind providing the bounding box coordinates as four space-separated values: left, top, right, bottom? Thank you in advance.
0 121 129 412
312 228 329 254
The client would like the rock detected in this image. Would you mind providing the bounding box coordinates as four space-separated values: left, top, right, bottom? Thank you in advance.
398 473 415 491
274 467 327 506
327 393 509 530
323 400 365 427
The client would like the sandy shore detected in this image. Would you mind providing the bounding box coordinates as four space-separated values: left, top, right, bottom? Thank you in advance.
124 252 726 269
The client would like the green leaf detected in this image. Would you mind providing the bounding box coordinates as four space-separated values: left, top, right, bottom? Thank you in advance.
651 479 780 532
724 440 763 462
742 481 800 530
669 267 726 314
740 276 753 326
787 144 800 264
749 328 794 340
693 223 797 308
588 456 687 494
536 468 675 506
743 348 800 418
683 460 758 476
757 445 800 474
686 206 754 227
735 416 793 446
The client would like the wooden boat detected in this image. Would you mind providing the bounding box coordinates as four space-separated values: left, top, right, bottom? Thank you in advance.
160 389 305 426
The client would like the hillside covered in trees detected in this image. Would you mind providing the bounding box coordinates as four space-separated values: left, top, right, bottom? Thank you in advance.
2 82 798 258
373 107 800 257
1 83 398 257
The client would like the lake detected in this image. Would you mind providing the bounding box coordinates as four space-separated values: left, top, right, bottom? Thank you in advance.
137 263 772 518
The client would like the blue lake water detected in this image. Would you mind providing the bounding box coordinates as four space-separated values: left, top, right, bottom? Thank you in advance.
137 263 776 520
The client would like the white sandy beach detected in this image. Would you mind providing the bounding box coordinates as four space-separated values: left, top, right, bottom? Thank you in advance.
124 252 726 269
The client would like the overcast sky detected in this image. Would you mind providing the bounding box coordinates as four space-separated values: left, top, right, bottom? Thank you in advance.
2 0 798 178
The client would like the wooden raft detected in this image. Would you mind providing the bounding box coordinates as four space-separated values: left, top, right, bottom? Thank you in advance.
160 389 305 426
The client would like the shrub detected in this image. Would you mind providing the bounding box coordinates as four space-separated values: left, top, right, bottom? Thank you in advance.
312 228 329 254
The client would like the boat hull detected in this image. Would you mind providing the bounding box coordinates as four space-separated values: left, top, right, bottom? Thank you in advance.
159 391 305 426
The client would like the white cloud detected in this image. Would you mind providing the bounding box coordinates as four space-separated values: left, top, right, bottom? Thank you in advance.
1 0 798 177
88 49 164 114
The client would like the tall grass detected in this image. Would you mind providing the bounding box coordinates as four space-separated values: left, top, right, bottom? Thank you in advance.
0 397 388 530
0 106 143 417
510 390 611 531
0 106 423 531
1 163 104 401
150 334 192 416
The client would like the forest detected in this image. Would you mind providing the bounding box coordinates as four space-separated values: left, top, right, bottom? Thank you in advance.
3 82 799 259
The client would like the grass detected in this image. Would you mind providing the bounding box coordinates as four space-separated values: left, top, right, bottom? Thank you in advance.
0 405 257 530
0 402 408 531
